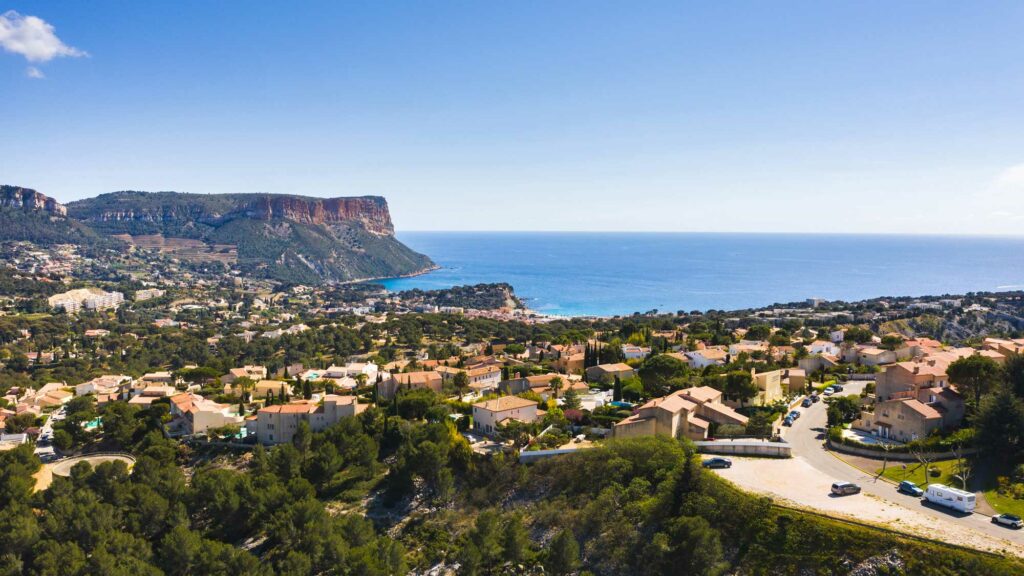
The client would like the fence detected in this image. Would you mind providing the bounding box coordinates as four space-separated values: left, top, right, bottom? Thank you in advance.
826 438 977 462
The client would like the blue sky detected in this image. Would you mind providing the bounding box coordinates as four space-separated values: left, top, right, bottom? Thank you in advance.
3 2 1024 234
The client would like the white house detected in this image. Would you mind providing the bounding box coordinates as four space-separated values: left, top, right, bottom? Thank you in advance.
472 396 539 435
808 340 840 356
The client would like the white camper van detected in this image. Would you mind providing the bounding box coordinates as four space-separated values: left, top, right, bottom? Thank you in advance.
924 484 976 513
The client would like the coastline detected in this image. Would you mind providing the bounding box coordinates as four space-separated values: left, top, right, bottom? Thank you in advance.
340 263 441 286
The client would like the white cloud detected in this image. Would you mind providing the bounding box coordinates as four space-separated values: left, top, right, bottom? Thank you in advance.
995 163 1024 190
0 10 86 77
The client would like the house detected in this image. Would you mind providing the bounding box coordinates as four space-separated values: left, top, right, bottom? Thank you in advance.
256 395 367 444
140 371 175 385
379 371 444 400
74 375 131 397
728 341 767 357
808 340 840 357
222 365 267 386
168 393 244 435
553 352 585 374
684 348 728 369
798 353 839 374
852 396 953 443
32 383 73 408
613 386 748 441
621 345 651 359
585 363 636 384
472 396 539 435
875 361 949 402
781 368 806 393
744 369 785 407
856 347 896 367
467 366 502 393
254 379 293 400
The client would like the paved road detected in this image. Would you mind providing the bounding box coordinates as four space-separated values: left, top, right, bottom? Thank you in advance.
780 382 1024 547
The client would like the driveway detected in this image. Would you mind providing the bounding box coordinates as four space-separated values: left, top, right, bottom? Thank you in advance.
711 382 1024 556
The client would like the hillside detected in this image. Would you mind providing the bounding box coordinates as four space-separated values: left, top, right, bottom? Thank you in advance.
2 187 434 284
0 186 121 250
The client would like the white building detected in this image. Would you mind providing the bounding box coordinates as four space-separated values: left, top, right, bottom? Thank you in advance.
472 396 538 435
48 288 125 313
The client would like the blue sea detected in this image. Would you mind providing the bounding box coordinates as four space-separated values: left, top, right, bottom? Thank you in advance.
379 232 1024 317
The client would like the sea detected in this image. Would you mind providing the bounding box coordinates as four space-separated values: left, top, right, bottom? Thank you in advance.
377 232 1024 318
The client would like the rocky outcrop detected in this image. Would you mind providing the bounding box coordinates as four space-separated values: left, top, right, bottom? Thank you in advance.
0 185 67 217
242 196 394 235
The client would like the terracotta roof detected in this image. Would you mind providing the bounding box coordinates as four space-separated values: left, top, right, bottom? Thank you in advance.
473 396 537 412
678 386 721 404
900 398 942 420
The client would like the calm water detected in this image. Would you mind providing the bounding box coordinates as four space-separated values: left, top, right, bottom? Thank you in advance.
379 232 1024 317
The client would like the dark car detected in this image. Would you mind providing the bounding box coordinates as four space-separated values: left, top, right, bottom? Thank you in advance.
898 480 924 497
702 457 732 469
801 398 813 408
788 410 801 420
811 394 821 403
782 416 794 427
832 384 845 392
992 514 1024 529
831 481 861 496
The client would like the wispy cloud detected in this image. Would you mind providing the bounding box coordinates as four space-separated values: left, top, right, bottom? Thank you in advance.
0 10 86 77
995 162 1024 190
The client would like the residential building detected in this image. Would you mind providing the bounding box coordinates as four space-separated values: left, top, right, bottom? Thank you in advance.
585 363 636 383
684 347 728 369
168 393 244 435
379 371 444 400
222 365 267 386
808 340 840 357
48 288 124 313
472 395 539 435
256 395 367 444
135 288 165 301
613 386 748 441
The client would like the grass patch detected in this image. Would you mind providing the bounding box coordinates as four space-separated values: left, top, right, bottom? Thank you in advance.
812 380 838 392
875 459 966 488
983 488 1024 517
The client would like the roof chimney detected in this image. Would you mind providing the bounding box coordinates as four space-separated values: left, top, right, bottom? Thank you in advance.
913 366 920 374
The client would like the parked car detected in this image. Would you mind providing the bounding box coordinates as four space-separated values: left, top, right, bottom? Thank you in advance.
782 416 794 427
831 481 861 496
801 398 813 408
788 410 801 420
811 394 821 403
822 387 836 396
832 384 845 392
898 481 924 497
992 513 1024 529
702 457 732 469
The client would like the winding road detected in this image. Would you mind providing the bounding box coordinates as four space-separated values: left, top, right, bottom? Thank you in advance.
713 382 1024 556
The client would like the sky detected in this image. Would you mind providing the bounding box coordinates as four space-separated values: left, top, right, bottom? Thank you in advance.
3 2 1024 234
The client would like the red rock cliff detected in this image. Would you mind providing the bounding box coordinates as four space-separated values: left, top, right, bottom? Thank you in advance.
243 196 394 235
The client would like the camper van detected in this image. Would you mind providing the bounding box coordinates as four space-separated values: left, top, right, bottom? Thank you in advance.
924 484 976 513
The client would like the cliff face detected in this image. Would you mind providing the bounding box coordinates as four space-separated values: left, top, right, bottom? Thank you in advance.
0 185 68 217
242 196 394 235
70 192 394 236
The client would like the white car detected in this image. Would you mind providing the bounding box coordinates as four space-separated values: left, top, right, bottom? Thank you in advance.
992 514 1024 529
822 387 835 396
